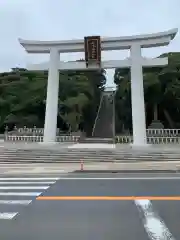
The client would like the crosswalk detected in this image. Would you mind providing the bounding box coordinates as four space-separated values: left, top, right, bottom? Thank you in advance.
0 161 75 221
0 176 60 220
0 172 179 239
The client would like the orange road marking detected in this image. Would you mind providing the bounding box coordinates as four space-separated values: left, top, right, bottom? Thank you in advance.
36 196 180 201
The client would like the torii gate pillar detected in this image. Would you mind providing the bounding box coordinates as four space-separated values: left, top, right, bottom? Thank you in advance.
43 49 59 143
130 44 147 146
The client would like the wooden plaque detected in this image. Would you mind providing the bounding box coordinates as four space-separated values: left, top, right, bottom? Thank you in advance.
84 36 101 67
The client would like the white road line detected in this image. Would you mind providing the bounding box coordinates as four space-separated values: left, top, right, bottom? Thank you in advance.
135 199 175 240
0 212 18 219
0 186 49 190
0 200 32 205
0 181 56 184
0 178 60 180
0 192 42 196
57 177 180 180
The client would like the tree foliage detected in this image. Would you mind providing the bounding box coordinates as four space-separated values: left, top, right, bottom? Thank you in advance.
1 52 180 135
114 52 180 133
0 67 106 135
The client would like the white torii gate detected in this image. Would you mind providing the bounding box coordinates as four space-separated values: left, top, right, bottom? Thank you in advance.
19 28 178 146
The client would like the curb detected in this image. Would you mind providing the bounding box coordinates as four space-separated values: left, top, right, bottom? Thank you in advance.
73 170 180 173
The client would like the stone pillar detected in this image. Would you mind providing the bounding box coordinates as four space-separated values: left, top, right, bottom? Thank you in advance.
130 44 147 146
43 49 59 143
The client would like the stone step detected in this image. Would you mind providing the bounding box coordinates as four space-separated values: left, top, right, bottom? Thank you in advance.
1 146 180 163
0 156 114 160
1 153 180 158
79 138 114 144
0 158 179 164
0 154 180 160
0 154 171 157
1 149 180 154
1 151 180 156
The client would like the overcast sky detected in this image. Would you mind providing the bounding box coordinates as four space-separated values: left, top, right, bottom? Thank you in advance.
0 0 179 86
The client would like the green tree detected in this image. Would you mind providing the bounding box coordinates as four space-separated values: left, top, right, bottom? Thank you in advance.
114 52 180 132
0 67 106 134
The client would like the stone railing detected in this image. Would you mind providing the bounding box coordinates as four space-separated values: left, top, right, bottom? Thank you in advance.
5 135 80 143
3 127 180 144
146 129 180 137
116 129 180 144
115 136 180 144
3 126 83 143
5 134 180 144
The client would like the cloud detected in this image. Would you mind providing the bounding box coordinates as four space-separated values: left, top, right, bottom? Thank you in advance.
0 0 179 85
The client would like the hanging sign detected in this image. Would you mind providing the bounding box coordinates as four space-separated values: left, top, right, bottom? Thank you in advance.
84 36 101 67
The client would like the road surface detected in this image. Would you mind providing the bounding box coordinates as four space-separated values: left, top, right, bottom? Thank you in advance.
0 172 180 240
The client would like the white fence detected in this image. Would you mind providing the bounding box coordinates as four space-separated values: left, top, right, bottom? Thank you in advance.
146 129 180 136
5 135 80 143
3 128 180 144
116 129 180 144
6 134 180 144
116 136 180 144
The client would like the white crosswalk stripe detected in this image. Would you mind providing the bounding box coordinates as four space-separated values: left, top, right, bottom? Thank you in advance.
0 200 32 205
0 176 60 220
0 192 41 196
0 186 49 190
0 178 60 180
0 181 56 184
0 212 18 219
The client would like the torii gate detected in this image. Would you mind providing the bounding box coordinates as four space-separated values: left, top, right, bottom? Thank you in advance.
19 28 178 146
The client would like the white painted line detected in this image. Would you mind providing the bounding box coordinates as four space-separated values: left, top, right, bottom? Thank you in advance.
58 177 180 180
0 200 32 205
0 212 18 219
135 199 175 240
0 178 60 180
0 181 56 185
0 192 42 196
0 186 49 190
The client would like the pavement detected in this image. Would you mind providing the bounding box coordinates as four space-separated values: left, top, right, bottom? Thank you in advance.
1 160 180 175
0 168 179 240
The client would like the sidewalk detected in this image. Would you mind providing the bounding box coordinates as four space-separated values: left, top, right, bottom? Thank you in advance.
1 161 180 175
77 161 180 171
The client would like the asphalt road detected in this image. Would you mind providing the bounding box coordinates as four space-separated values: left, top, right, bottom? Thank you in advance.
0 172 180 240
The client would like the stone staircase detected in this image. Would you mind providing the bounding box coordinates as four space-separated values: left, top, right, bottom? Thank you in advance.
91 88 115 143
0 146 180 163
